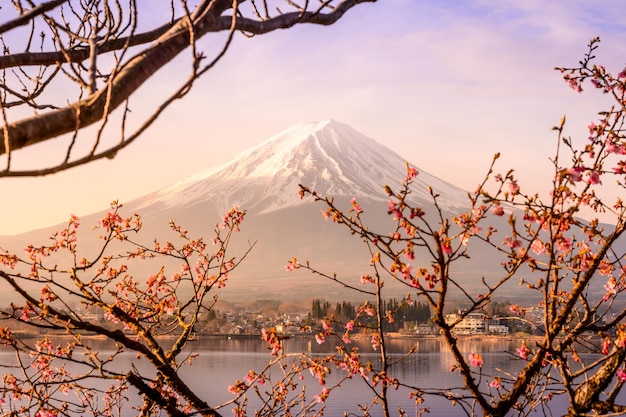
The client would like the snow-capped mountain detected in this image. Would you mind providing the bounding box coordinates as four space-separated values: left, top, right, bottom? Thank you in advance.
136 120 468 216
109 120 484 300
0 120 509 303
1 121 622 306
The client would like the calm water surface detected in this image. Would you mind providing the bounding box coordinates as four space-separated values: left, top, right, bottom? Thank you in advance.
0 335 618 416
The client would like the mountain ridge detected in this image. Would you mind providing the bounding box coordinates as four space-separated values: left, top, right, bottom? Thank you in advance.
133 120 469 217
0 120 554 303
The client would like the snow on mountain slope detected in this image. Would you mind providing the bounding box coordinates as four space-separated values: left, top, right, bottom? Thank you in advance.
137 120 469 215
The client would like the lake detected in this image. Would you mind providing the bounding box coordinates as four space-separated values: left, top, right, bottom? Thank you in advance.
0 335 619 416
184 335 527 416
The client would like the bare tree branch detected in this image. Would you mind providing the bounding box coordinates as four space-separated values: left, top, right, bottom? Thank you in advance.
0 0 375 177
0 0 67 34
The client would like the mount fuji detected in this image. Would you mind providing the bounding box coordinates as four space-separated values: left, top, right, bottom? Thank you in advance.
116 120 494 301
3 120 514 302
132 120 468 217
1 120 622 305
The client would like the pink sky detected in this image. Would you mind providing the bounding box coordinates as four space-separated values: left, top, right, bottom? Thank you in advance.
1 0 625 235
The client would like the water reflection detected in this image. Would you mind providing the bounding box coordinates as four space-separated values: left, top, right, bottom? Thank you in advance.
180 336 543 416
0 335 618 416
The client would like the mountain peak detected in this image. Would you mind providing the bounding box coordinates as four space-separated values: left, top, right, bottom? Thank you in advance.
137 121 469 215
241 119 370 171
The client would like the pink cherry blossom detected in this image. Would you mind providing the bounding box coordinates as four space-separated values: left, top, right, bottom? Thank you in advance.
228 380 246 394
603 277 618 301
605 277 617 294
401 264 413 280
587 170 602 185
468 353 483 368
614 161 626 174
350 197 363 214
606 141 626 155
35 411 57 417
388 200 403 219
556 237 572 253
516 344 530 360
492 205 505 216
371 334 380 350
503 236 522 249
314 387 330 403
441 240 452 255
321 319 331 331
510 304 524 316
244 371 256 384
531 239 547 255
360 274 375 285
566 166 584 182
285 258 300 271
566 76 583 93
363 306 375 317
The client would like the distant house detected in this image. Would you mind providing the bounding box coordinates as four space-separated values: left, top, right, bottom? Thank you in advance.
444 311 487 335
275 324 299 335
487 324 510 335
416 324 434 335
445 311 510 335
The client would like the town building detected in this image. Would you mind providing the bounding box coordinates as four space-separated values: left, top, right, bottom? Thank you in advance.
444 311 509 335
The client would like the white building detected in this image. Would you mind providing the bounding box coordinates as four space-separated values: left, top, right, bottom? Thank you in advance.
487 324 510 335
444 312 487 334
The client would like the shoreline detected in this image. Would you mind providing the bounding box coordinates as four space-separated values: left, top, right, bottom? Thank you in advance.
7 330 597 344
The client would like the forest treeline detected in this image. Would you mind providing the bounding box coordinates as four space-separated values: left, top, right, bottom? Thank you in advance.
310 298 432 332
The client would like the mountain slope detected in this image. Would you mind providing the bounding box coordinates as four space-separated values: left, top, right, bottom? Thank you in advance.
114 120 499 301
8 120 617 304
0 120 522 303
133 120 468 217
